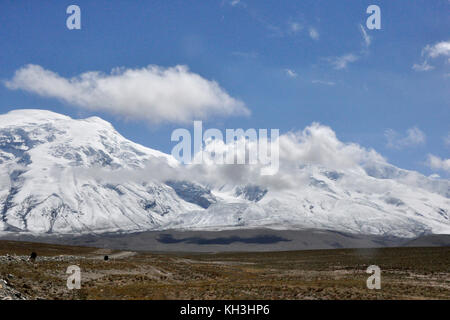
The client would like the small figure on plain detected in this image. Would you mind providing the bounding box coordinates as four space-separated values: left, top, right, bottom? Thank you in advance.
29 252 37 262
104 255 109 261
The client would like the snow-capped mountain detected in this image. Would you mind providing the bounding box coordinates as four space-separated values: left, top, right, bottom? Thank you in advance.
0 109 449 237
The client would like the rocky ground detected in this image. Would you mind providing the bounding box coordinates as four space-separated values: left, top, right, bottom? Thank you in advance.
1 275 26 300
0 240 449 300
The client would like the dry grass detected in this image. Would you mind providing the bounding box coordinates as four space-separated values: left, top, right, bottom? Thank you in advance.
0 240 448 300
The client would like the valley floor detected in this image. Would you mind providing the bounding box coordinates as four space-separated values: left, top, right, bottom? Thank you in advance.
0 240 449 300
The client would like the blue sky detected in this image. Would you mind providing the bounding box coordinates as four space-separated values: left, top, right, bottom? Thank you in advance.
0 0 449 177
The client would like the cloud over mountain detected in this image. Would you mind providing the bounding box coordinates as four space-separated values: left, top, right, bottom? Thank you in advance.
5 64 249 125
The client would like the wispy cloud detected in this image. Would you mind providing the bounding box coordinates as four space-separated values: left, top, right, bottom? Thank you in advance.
231 51 258 59
309 27 319 40
359 24 371 47
230 0 245 7
327 54 359 70
287 22 318 41
385 127 426 149
285 69 298 78
323 25 373 71
266 24 284 38
5 64 249 125
444 133 450 147
412 61 435 72
289 22 303 33
312 80 335 86
426 154 450 173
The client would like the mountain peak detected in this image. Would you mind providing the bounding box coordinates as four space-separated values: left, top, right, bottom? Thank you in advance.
1 109 71 124
0 110 115 132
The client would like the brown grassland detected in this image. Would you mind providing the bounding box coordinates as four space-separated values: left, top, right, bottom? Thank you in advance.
0 240 448 300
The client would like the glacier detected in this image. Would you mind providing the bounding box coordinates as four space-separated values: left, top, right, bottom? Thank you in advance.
0 109 449 238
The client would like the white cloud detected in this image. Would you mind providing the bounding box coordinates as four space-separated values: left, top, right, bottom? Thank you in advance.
311 80 335 86
278 123 384 170
285 69 298 78
426 154 450 173
328 54 359 70
185 123 385 189
359 24 371 47
423 41 450 58
412 61 435 72
385 127 426 149
5 64 249 125
413 40 450 71
309 27 319 40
